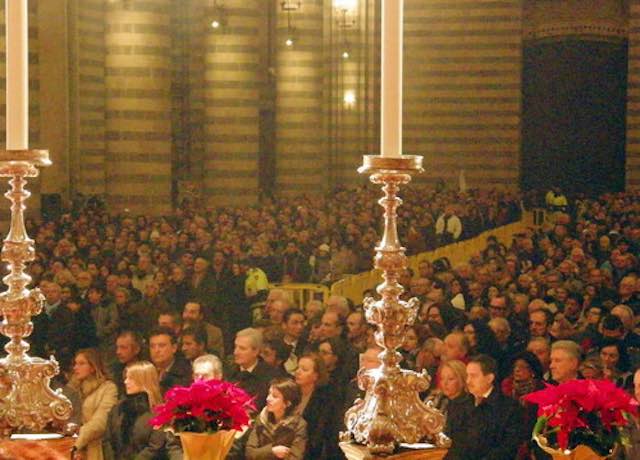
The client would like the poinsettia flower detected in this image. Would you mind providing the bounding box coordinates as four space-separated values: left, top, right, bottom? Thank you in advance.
149 379 255 433
526 378 638 453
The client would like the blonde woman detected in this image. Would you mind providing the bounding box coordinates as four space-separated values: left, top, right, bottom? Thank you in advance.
426 360 473 460
103 361 179 460
69 348 118 460
426 360 469 414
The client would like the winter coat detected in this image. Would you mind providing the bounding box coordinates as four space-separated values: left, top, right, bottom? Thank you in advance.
89 300 119 360
103 392 181 460
245 408 307 460
73 377 118 460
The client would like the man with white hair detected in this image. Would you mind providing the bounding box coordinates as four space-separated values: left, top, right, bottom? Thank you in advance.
610 304 640 366
227 328 277 410
193 354 223 380
611 304 640 348
549 340 581 384
326 295 350 319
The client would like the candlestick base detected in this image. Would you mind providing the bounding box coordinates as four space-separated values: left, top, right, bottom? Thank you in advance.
0 149 72 436
342 154 449 455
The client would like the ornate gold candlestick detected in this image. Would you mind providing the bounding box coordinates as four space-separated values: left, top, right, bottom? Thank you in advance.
343 155 450 454
0 149 72 435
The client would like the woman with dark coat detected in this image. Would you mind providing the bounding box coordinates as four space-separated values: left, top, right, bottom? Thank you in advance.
104 361 180 460
295 353 343 460
500 351 545 459
461 319 505 378
317 337 352 393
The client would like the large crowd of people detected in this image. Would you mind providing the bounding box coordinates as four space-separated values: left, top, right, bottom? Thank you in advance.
5 187 640 459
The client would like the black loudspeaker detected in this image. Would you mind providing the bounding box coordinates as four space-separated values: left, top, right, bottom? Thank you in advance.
41 193 62 221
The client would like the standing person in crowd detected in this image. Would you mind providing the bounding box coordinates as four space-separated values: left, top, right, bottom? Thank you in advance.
111 330 143 397
132 282 169 336
49 297 97 371
435 205 462 245
181 301 224 357
104 361 181 460
69 348 118 460
190 257 216 317
282 308 307 373
245 378 308 460
87 285 119 369
164 265 192 312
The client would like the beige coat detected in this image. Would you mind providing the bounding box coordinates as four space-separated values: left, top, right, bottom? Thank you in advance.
74 377 118 460
245 408 307 460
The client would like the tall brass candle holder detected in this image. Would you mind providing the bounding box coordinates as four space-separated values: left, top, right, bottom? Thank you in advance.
0 149 72 435
343 155 450 454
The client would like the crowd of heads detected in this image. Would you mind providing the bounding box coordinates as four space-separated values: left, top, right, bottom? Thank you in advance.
16 186 640 458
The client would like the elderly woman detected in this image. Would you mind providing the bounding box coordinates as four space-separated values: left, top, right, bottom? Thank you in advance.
245 378 307 460
69 348 118 460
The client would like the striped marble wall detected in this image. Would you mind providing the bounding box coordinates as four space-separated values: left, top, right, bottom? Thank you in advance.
71 0 107 196
327 0 379 187
185 0 207 191
171 0 189 187
104 0 173 214
202 0 262 206
275 0 326 194
403 0 522 189
627 1 640 188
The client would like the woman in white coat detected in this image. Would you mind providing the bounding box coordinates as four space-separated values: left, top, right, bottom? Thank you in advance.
69 348 118 460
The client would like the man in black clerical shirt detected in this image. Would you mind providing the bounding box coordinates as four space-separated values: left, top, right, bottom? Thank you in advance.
227 328 277 411
453 354 526 460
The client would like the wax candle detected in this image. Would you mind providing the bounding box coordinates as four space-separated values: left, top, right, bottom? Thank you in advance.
381 0 402 158
6 0 29 150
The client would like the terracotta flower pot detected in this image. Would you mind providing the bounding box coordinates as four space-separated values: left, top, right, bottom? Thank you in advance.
180 430 236 460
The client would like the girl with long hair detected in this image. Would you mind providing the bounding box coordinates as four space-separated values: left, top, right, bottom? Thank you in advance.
103 361 176 459
245 378 308 460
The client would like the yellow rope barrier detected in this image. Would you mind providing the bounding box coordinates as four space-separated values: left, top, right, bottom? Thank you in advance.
331 212 534 305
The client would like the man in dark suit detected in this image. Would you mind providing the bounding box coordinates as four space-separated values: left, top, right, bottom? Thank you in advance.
227 328 277 411
149 326 192 395
452 354 526 460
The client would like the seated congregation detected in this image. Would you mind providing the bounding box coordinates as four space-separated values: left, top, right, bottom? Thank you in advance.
3 189 640 459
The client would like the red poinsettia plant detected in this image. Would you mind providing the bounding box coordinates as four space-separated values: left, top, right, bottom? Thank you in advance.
149 379 256 433
524 379 639 455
